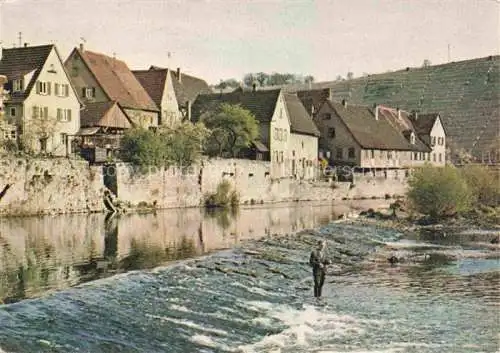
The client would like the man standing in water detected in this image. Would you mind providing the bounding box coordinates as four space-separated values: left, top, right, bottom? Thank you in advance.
309 240 330 298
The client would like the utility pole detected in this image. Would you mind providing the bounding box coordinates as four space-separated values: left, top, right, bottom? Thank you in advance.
447 44 451 62
18 31 21 47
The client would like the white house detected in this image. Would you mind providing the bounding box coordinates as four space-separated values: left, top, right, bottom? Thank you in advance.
0 44 81 156
410 113 447 166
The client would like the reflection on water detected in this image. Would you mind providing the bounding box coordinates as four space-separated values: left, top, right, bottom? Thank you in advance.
0 202 345 304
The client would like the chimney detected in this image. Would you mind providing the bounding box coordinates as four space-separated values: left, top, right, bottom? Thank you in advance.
79 43 84 52
23 43 28 47
341 99 347 108
177 67 181 83
374 105 379 120
252 83 256 92
186 100 192 121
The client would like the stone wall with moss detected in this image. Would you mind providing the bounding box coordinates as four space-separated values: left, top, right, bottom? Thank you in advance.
0 157 105 216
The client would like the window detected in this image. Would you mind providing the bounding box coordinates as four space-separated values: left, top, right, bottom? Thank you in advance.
60 133 67 145
438 153 442 162
10 107 16 117
71 66 79 77
32 106 49 119
387 151 392 160
13 79 23 92
328 128 335 138
324 113 332 120
280 151 284 163
301 141 304 149
348 147 355 159
57 108 72 122
433 153 436 162
274 127 279 140
3 128 16 140
410 132 415 144
370 150 375 159
279 108 283 119
414 152 418 160
82 87 96 99
431 136 436 146
36 81 50 95
364 150 369 158
336 148 343 159
54 84 70 97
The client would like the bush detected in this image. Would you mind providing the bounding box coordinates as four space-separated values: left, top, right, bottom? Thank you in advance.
204 180 240 209
407 165 473 219
459 165 500 207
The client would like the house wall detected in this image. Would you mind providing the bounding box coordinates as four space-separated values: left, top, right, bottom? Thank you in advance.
430 117 446 166
269 92 290 178
314 103 361 165
23 48 80 156
64 50 109 103
288 133 318 179
123 108 159 129
359 149 415 168
160 71 182 126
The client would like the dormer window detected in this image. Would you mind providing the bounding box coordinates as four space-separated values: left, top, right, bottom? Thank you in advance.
13 79 24 92
82 87 96 99
48 63 57 73
410 131 415 144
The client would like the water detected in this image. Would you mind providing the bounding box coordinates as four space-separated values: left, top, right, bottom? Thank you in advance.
0 201 498 353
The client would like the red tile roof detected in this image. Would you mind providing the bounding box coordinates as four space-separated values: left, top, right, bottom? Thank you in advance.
76 49 158 112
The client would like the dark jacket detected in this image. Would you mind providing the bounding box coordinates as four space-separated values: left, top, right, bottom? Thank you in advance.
309 249 330 269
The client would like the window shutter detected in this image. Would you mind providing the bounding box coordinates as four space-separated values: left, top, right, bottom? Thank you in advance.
48 83 51 95
20 78 24 91
36 82 41 94
92 87 96 97
44 107 48 119
57 108 62 121
65 84 69 97
67 109 72 122
82 87 86 98
54 84 59 96
32 106 38 118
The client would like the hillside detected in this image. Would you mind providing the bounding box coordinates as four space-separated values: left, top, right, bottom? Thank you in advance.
281 56 500 162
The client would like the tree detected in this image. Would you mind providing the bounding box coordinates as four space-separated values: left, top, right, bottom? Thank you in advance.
346 72 354 80
120 128 168 169
214 78 240 90
160 121 210 167
407 164 473 219
120 121 209 171
201 103 259 158
20 114 60 154
255 72 268 86
460 165 500 207
243 73 256 87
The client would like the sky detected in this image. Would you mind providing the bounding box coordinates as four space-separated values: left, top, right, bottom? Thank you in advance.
0 0 498 85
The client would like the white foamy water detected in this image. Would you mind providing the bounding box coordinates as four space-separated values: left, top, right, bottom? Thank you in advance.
236 301 371 353
146 314 229 336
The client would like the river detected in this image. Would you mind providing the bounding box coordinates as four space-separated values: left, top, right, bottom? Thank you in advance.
0 201 498 352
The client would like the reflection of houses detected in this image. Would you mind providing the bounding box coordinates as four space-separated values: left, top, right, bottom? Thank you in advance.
76 101 132 162
409 113 447 166
191 87 319 179
133 66 211 124
0 44 81 156
64 44 159 129
315 99 431 169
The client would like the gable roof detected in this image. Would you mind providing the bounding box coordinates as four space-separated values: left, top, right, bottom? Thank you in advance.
145 66 212 107
283 93 320 137
409 113 440 136
191 89 282 123
70 48 158 112
326 101 430 152
132 68 168 108
80 101 132 129
0 44 81 104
